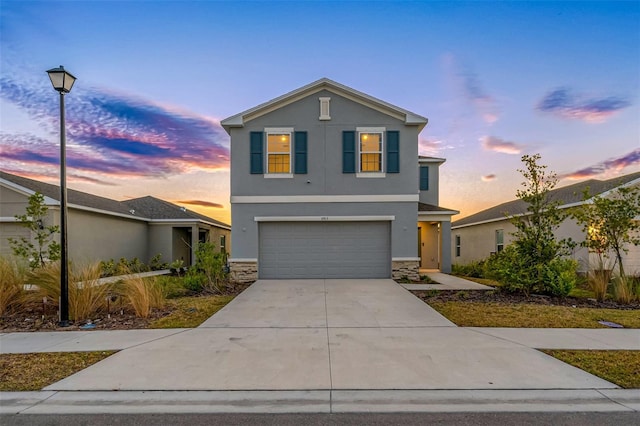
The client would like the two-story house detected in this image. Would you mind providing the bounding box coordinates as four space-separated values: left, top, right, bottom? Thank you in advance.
221 78 458 282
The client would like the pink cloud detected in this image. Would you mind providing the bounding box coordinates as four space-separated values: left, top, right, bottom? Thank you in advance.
480 136 525 155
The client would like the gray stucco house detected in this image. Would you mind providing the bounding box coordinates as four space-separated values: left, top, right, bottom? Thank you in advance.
221 78 457 282
0 171 230 266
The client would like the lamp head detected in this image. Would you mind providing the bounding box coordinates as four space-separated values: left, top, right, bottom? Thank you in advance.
46 65 76 93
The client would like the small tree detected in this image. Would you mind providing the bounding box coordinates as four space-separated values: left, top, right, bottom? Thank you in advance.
498 154 576 295
573 184 640 279
8 192 60 269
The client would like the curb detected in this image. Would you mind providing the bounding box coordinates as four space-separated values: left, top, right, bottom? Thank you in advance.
2 389 639 414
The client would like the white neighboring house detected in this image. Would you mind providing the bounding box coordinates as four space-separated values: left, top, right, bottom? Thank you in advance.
451 172 640 274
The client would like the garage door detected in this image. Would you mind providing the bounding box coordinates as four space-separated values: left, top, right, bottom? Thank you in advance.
259 221 390 279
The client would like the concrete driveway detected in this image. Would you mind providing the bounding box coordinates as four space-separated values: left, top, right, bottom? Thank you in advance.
46 279 615 391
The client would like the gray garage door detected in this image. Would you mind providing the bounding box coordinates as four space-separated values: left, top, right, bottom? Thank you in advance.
259 221 390 279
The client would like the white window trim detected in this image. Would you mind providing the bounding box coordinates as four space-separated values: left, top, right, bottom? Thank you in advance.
264 127 293 176
356 126 385 176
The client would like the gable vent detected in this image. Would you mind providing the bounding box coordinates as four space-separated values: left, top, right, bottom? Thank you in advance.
319 97 331 120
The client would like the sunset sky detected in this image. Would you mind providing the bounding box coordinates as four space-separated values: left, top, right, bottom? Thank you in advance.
1 1 639 225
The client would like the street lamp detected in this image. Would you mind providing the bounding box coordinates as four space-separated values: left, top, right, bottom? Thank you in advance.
47 65 76 327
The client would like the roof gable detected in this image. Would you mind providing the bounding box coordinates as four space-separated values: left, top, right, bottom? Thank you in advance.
221 78 428 133
452 171 640 228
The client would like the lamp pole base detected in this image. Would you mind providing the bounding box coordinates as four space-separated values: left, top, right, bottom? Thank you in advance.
58 320 70 327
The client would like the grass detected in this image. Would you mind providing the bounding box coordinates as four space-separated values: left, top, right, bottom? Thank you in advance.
428 301 640 328
0 351 115 391
542 350 640 388
0 256 26 315
457 276 500 287
149 294 234 328
118 274 165 318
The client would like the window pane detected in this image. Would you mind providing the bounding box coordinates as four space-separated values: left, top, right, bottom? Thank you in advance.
360 133 381 152
360 153 381 172
267 134 290 152
268 154 290 173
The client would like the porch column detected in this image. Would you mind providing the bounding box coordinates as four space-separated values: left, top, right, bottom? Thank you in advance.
190 225 198 266
440 221 452 273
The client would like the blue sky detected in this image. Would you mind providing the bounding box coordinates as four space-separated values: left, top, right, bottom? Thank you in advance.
1 1 639 224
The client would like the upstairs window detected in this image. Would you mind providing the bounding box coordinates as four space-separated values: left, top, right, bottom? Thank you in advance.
358 130 383 173
420 166 429 190
266 129 292 174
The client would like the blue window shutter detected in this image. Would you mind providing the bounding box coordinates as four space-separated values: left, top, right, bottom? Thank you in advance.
343 131 356 173
250 132 263 174
294 131 307 174
420 166 429 190
386 131 399 173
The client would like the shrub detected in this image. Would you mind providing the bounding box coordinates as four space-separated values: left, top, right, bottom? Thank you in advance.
488 245 537 295
27 261 112 321
542 258 578 297
588 269 611 302
0 256 27 315
452 260 486 278
156 275 189 299
149 254 169 271
185 242 228 294
119 275 165 318
611 274 635 304
68 263 110 321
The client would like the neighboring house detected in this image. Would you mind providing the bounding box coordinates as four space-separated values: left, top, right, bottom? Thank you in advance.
451 172 640 273
221 78 458 282
0 171 230 266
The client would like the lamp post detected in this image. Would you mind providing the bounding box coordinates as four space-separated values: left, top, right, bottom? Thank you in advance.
46 65 76 327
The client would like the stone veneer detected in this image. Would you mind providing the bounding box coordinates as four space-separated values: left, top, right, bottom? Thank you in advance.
391 260 420 281
229 260 257 283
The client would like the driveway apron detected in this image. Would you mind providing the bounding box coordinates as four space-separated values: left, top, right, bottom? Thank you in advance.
46 279 616 391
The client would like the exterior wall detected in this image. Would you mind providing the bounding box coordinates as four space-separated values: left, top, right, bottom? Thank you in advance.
149 225 174 264
0 186 32 217
391 260 419 280
66 209 148 263
230 90 419 197
451 217 589 271
418 163 440 205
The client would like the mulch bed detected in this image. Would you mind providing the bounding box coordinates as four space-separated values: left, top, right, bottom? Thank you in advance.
0 281 252 333
412 289 640 310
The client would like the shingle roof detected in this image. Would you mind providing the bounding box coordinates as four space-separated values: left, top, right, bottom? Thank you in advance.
0 171 136 217
0 171 230 228
452 172 640 228
123 196 230 228
418 202 459 213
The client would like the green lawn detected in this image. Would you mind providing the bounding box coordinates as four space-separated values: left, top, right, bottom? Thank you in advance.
543 350 640 388
428 301 640 328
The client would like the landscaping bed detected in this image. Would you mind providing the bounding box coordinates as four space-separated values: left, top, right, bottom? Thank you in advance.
0 281 251 332
414 289 640 310
413 290 640 328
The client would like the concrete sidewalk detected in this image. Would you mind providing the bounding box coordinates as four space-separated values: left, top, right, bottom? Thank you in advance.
402 272 494 290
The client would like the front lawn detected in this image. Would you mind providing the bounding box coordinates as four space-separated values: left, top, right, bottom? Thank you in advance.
543 350 640 388
0 351 115 391
428 301 640 328
413 290 640 328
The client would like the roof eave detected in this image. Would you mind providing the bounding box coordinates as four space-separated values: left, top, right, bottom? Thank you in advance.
220 78 428 133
